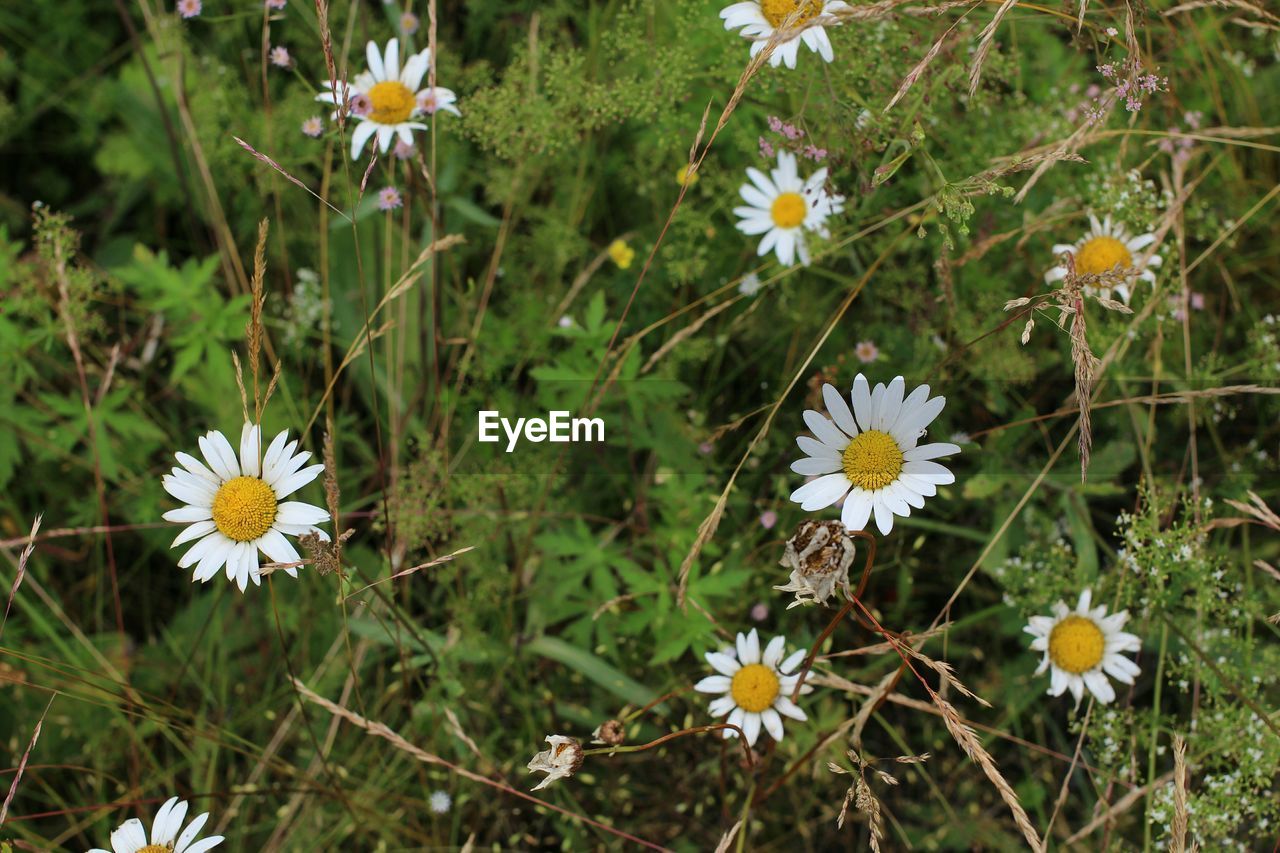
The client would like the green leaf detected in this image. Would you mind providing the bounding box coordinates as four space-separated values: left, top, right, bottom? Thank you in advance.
525 635 665 712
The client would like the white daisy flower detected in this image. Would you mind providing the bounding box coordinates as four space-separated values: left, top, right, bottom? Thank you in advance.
720 0 851 69
315 38 460 160
734 151 844 267
162 423 330 592
1025 589 1141 705
527 735 584 791
1045 214 1162 304
694 628 813 746
88 796 224 853
789 374 960 536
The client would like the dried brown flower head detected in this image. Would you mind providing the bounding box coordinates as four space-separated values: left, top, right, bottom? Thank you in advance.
527 735 584 791
591 719 626 746
775 520 856 609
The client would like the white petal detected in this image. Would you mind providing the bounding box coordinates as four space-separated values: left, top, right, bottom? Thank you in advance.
902 442 961 462
725 707 745 740
791 456 842 476
761 708 785 741
365 40 385 80
163 474 216 508
383 38 400 82
182 838 224 853
789 472 851 510
774 695 807 721
272 464 326 500
695 675 733 694
797 434 842 460
239 423 262 477
200 431 240 480
779 649 806 674
850 374 873 431
891 395 945 445
178 532 230 569
164 506 212 523
901 460 955 484
741 711 761 746
708 695 737 717
706 651 741 677
175 451 220 485
872 498 895 535
275 501 330 527
262 439 299 485
1083 670 1115 703
762 635 786 668
192 535 234 582
841 490 872 531
822 384 858 437
350 120 377 159
875 376 905 431
804 410 851 449
171 520 216 548
257 528 301 566
738 629 761 665
111 818 147 853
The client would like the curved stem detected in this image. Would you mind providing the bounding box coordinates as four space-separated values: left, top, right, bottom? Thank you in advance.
789 530 879 702
585 723 755 768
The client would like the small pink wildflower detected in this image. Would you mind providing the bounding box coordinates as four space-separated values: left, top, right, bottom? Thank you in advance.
417 91 439 114
301 116 323 138
758 137 775 158
767 115 804 140
750 603 769 622
1190 292 1205 310
348 93 372 118
377 186 403 211
802 144 827 162
698 441 714 455
265 0 286 9
400 12 420 35
759 510 778 530
393 140 416 160
854 340 879 364
177 0 202 18
270 46 291 68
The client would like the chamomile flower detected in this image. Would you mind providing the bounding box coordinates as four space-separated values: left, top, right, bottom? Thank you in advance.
694 629 812 746
162 423 330 592
720 0 850 69
789 374 960 535
315 39 459 159
734 151 843 267
1045 214 1162 304
88 796 224 853
1025 589 1141 705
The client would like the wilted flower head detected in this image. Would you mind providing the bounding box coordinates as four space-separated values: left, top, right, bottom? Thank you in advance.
591 719 625 746
775 520 856 609
377 186 403 211
527 735 583 790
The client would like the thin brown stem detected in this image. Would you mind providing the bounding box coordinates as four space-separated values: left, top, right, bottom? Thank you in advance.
586 724 755 769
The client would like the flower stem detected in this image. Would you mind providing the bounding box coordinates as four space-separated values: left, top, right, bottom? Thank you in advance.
584 723 754 768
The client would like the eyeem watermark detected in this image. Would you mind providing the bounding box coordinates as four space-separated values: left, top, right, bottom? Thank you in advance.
478 410 605 452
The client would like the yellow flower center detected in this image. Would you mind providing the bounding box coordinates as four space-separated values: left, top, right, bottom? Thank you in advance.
367 80 416 125
1074 236 1132 276
139 846 173 853
211 476 277 543
841 429 903 491
676 163 699 187
761 0 824 28
730 663 780 713
1048 615 1106 674
770 192 807 229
